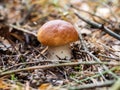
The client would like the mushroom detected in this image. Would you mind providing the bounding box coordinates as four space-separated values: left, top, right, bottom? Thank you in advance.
37 20 79 60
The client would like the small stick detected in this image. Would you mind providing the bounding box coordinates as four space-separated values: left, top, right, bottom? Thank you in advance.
3 59 71 72
8 24 37 37
70 4 111 25
74 10 120 40
70 66 119 84
0 61 119 77
69 80 115 90
98 54 120 61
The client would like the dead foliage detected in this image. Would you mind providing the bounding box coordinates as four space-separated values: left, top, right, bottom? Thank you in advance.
0 0 120 90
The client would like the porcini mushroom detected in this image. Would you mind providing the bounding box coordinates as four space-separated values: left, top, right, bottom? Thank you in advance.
37 20 79 60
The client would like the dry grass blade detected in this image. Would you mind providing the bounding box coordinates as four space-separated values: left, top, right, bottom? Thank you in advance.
1 61 120 77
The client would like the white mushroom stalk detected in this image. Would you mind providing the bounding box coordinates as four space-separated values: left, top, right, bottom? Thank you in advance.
48 44 71 60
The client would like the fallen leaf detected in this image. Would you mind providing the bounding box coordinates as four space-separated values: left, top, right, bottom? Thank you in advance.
0 79 10 89
38 83 52 90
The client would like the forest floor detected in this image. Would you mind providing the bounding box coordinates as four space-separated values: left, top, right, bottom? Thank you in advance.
0 0 120 90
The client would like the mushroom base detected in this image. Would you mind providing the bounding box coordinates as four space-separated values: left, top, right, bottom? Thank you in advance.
48 44 72 60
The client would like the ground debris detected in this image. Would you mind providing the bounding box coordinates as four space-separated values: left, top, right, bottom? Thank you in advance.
0 0 120 90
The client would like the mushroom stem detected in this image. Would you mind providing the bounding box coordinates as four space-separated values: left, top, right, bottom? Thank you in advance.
48 44 72 60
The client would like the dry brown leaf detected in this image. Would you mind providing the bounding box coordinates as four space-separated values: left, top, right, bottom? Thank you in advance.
38 83 66 90
38 83 52 90
0 79 10 89
31 0 48 6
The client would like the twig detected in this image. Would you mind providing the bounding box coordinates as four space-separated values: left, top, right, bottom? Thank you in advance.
0 61 120 77
70 66 120 83
69 80 115 90
75 24 119 79
74 10 120 40
98 54 120 61
8 24 37 37
2 60 43 72
70 4 111 25
3 59 71 72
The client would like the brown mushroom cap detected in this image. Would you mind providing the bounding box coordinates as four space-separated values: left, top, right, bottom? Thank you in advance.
37 20 79 46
